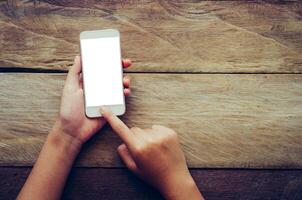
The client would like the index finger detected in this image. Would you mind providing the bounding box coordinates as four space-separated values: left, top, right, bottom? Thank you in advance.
100 106 134 146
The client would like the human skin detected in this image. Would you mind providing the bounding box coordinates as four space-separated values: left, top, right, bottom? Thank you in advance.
101 107 204 200
17 56 131 200
17 56 204 200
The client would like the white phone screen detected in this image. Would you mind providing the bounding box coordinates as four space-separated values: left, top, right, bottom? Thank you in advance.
81 36 123 107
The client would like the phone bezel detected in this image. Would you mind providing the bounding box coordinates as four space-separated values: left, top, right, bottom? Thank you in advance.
80 29 125 118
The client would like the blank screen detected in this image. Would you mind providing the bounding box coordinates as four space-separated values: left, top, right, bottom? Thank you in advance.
81 36 123 107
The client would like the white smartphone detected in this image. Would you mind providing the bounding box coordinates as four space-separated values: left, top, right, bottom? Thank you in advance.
80 29 125 118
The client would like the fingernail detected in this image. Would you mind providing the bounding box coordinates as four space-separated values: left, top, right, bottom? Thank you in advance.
127 59 132 65
100 106 108 114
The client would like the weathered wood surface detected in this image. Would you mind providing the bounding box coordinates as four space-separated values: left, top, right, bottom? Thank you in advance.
1 167 302 200
1 0 302 72
0 73 301 168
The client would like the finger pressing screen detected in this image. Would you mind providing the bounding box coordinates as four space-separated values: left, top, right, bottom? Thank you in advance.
100 106 134 146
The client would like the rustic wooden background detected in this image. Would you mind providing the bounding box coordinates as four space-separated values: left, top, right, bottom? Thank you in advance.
0 0 302 199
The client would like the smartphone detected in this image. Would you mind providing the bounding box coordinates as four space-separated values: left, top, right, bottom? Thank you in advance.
80 29 125 118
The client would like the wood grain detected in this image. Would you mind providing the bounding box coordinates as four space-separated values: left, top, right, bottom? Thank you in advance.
0 73 301 168
1 167 302 200
1 0 302 72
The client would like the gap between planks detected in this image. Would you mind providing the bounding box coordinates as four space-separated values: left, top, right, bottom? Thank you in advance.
1 68 302 75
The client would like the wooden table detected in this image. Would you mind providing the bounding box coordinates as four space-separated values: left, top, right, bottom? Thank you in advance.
0 0 302 199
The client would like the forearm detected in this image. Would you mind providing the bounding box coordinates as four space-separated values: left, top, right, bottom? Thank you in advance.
160 171 204 200
17 124 82 200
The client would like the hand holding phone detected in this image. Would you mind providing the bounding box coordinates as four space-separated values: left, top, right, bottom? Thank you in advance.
80 29 125 118
55 55 131 145
16 57 132 200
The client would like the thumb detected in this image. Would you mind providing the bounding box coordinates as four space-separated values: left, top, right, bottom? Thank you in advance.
117 144 139 174
66 56 82 89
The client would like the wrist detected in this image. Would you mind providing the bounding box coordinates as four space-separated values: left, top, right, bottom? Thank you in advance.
160 171 202 200
48 122 83 159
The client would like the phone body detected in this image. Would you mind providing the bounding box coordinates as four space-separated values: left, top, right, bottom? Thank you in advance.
80 29 125 118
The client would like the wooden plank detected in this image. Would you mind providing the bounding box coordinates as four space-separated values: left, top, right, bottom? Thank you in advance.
0 73 301 168
1 0 302 72
0 167 302 200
